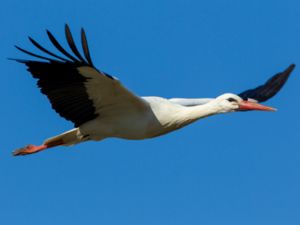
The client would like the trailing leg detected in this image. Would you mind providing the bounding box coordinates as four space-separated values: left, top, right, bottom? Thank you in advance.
13 128 82 156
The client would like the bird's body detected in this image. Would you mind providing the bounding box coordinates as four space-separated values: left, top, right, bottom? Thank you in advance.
12 25 296 156
46 96 219 146
76 93 273 142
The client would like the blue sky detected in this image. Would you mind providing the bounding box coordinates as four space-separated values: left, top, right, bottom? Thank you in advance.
1 0 300 224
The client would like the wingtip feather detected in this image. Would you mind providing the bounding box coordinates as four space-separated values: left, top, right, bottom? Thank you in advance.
81 27 94 66
286 63 296 73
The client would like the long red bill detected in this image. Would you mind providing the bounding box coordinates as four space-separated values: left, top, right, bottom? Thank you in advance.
238 100 277 111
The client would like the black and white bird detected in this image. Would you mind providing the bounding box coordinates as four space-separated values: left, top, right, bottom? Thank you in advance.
12 25 295 156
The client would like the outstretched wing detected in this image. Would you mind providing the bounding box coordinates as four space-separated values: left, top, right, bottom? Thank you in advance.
239 64 295 102
13 25 148 127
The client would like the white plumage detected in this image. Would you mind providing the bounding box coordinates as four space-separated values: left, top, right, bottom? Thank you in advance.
12 25 295 156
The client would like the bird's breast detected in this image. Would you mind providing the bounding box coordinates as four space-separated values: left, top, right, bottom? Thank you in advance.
80 97 197 140
79 112 154 140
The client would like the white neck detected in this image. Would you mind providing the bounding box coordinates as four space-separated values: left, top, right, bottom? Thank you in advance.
143 97 227 134
178 100 225 125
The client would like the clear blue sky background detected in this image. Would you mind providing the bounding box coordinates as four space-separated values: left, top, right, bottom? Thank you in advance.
0 0 299 225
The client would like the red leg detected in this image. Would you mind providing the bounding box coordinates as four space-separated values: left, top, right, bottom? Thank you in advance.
13 139 64 156
13 144 48 156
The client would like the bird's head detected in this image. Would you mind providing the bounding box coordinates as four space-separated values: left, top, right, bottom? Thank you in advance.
214 93 276 113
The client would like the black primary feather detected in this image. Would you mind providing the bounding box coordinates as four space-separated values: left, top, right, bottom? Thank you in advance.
15 45 55 62
81 28 94 67
23 60 97 127
12 25 109 127
28 36 69 62
46 29 80 63
239 64 295 102
65 24 87 63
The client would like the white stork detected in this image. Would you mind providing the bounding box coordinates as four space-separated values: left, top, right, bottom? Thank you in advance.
12 25 295 156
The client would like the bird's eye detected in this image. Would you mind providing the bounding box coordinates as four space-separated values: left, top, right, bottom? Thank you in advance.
227 98 237 102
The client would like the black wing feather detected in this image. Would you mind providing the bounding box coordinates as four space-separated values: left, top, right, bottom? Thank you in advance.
81 28 94 67
13 25 103 127
24 60 97 127
28 36 69 62
46 30 81 63
15 45 55 62
65 24 87 63
239 64 295 102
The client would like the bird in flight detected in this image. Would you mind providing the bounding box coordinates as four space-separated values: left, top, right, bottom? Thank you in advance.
12 25 295 156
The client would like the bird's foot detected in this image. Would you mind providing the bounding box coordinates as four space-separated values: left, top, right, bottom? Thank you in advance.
12 144 47 156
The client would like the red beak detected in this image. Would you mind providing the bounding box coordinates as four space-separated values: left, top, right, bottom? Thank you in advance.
238 100 276 111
